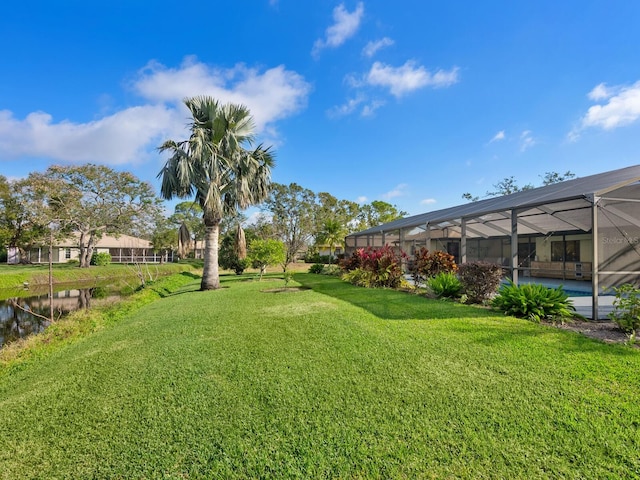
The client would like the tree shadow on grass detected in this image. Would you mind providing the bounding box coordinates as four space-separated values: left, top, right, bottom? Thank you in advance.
294 273 503 321
149 271 202 298
295 273 640 356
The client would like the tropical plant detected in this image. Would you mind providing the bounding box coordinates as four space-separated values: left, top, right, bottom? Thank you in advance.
458 261 503 303
427 272 462 298
340 246 405 288
609 284 640 343
158 96 274 290
411 248 457 285
316 219 347 262
321 265 342 276
492 281 576 322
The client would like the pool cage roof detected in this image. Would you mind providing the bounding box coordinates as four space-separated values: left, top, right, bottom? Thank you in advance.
345 165 640 320
347 164 640 242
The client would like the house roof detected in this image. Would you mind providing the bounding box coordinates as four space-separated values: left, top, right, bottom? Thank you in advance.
348 164 640 239
57 233 153 249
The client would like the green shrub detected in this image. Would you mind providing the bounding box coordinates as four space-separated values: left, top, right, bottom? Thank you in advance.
340 246 405 288
609 284 640 343
492 281 576 322
308 264 325 274
411 248 457 285
427 272 462 298
304 253 335 264
90 252 111 266
342 267 375 288
321 265 342 276
458 262 503 303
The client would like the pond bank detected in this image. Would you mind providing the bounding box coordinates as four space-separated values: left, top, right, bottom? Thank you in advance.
0 262 198 295
0 272 201 373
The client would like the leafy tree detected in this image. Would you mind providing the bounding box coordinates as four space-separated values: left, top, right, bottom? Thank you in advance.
462 171 576 201
356 200 407 230
30 164 162 268
461 192 480 202
486 176 534 197
158 96 274 290
248 239 286 280
262 183 316 270
150 217 178 263
540 171 576 185
168 202 206 253
315 192 360 234
0 177 50 263
250 212 279 240
219 227 256 274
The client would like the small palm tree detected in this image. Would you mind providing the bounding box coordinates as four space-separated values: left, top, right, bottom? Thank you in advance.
158 96 274 290
317 219 347 263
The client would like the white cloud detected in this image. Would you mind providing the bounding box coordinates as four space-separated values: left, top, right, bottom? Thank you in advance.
587 82 612 101
570 80 640 141
360 100 385 117
489 130 505 143
581 80 640 130
0 106 178 165
356 195 368 203
382 183 408 200
327 95 365 118
362 37 394 58
366 61 459 97
520 130 536 152
133 57 311 131
312 2 364 57
327 94 385 118
420 198 436 205
0 57 311 166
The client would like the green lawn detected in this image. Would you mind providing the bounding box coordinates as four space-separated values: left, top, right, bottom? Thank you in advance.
0 273 639 478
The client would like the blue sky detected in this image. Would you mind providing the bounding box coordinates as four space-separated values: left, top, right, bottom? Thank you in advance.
1 1 640 217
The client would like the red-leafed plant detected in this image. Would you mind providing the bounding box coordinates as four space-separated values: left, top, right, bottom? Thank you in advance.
411 248 457 286
341 245 406 288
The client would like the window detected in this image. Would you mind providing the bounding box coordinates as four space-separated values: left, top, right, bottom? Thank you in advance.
65 248 71 259
551 240 580 262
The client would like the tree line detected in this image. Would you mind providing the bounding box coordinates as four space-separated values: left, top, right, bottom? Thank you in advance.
1 94 574 293
0 95 406 292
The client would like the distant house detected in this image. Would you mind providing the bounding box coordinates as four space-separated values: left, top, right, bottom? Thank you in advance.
7 233 173 264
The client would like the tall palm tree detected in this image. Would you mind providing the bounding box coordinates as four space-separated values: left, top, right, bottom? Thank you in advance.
158 96 274 290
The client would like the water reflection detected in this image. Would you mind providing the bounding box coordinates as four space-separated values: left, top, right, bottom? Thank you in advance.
0 287 116 347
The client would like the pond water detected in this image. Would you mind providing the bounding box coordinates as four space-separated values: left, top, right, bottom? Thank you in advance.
0 283 128 348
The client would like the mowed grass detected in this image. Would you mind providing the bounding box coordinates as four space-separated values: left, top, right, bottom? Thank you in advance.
0 273 639 478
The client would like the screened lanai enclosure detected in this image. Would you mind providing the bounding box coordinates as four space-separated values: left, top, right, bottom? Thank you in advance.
345 165 640 320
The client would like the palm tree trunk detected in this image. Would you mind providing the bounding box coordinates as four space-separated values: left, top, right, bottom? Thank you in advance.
201 222 221 290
